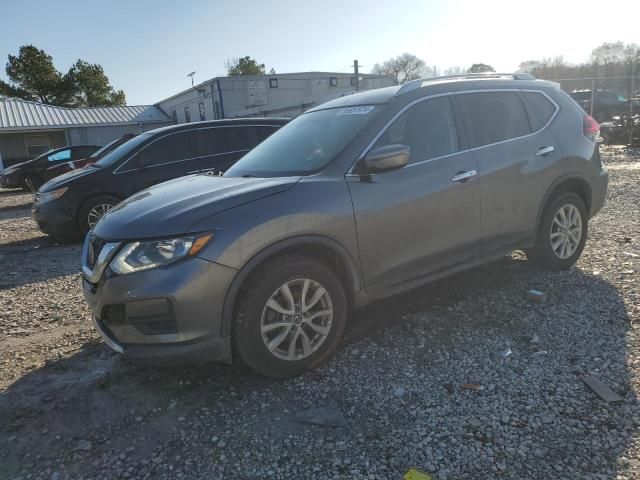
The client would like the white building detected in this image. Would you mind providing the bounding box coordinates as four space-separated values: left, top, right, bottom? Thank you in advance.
156 72 394 123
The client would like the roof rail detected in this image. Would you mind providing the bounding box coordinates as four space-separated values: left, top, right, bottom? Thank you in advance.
395 72 536 96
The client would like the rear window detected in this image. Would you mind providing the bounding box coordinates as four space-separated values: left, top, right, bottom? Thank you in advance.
521 91 557 130
456 92 531 148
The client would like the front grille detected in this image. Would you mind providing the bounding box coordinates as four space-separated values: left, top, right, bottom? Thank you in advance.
88 235 107 269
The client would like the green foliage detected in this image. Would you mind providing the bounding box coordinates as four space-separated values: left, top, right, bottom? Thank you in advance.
226 56 268 76
467 63 495 73
0 45 126 107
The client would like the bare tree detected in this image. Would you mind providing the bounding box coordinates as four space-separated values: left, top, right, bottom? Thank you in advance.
371 53 428 84
443 66 466 76
467 63 495 73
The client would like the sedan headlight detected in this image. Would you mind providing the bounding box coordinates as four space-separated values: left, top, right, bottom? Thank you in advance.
109 233 213 275
37 187 68 203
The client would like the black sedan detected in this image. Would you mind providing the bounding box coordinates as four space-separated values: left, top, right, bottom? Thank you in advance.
0 145 101 191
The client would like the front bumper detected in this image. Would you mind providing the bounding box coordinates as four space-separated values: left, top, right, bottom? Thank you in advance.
0 175 21 189
32 196 77 236
82 254 237 364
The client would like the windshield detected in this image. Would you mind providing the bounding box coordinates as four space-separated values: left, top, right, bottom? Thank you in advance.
93 133 150 168
225 106 378 177
89 136 131 159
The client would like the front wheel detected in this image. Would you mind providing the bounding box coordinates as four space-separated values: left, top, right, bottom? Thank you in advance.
526 192 588 270
233 255 347 378
77 195 119 235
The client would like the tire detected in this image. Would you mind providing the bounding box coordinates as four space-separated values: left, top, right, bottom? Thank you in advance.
233 255 347 379
77 195 119 235
526 192 588 271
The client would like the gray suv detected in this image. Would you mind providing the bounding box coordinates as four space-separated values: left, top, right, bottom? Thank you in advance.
82 73 608 378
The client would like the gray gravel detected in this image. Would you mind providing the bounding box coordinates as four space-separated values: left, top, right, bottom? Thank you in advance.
1 146 639 480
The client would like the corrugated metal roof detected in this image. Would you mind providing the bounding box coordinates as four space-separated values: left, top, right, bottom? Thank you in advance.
0 98 171 130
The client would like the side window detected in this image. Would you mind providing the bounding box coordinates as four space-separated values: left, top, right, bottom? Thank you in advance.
372 96 458 164
521 92 556 131
199 127 251 157
47 149 72 162
138 131 197 167
249 126 280 148
457 92 531 148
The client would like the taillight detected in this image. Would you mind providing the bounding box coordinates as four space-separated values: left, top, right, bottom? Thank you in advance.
583 114 600 141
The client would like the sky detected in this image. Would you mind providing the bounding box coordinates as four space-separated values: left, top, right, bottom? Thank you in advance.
1 0 638 105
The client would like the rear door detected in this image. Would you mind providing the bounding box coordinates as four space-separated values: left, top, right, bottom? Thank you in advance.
454 90 560 253
197 126 252 174
347 95 482 292
118 130 200 195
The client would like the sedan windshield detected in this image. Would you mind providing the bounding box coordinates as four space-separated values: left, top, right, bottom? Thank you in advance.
225 106 378 177
93 133 150 168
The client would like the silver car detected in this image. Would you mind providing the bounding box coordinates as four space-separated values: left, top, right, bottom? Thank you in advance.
82 73 608 378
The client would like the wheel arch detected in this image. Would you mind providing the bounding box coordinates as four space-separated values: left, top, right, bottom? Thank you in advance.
220 235 364 337
535 175 592 230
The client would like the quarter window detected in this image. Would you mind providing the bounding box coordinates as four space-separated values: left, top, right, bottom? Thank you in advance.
137 131 197 168
372 96 458 164
456 92 531 148
47 149 72 162
521 92 556 131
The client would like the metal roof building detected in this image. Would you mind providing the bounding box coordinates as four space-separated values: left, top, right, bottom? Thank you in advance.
0 98 171 167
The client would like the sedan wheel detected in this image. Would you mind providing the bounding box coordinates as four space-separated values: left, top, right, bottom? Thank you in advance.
87 203 114 229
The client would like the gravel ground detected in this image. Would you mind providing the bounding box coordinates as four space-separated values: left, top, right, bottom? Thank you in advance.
1 146 639 480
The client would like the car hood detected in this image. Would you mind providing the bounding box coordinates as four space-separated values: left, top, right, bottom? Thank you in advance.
39 167 98 191
93 174 301 240
1 159 33 175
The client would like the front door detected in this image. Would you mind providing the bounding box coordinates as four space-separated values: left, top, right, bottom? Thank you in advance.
120 130 200 195
347 95 482 293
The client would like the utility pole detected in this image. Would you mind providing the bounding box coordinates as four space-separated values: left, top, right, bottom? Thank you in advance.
353 59 360 91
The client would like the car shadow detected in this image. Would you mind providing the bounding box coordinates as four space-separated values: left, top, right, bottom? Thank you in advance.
0 255 635 479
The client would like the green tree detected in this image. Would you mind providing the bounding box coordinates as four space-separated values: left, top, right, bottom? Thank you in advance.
225 56 267 76
467 63 495 73
68 60 125 106
0 45 125 107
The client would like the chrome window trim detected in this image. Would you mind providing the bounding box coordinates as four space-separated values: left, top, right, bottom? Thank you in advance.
113 124 280 174
346 88 560 176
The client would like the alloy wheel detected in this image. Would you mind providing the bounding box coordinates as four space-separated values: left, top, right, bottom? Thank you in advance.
549 204 582 259
87 203 114 228
260 278 333 361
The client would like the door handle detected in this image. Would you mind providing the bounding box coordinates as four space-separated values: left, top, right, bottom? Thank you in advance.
535 146 555 156
451 169 477 183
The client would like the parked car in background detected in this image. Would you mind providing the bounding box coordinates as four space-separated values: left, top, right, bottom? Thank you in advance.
0 145 101 191
33 118 288 237
44 134 136 182
569 89 640 122
80 73 608 378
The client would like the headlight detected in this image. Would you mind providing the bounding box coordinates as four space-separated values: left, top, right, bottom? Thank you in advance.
37 187 68 203
109 233 213 275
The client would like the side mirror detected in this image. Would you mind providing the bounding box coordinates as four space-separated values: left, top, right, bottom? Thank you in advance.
364 144 410 172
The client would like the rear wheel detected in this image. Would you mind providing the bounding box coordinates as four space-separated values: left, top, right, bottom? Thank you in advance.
233 255 347 378
78 195 119 235
526 192 588 270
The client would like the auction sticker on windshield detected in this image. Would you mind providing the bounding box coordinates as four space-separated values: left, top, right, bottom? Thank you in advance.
337 105 375 115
